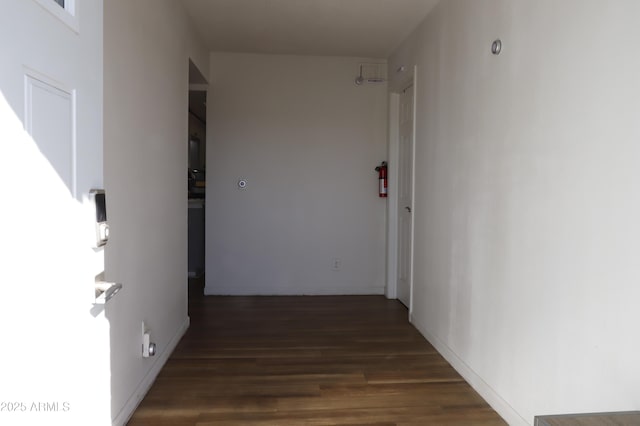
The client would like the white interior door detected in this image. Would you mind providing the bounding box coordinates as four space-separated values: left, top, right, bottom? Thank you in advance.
0 1 111 425
397 84 415 308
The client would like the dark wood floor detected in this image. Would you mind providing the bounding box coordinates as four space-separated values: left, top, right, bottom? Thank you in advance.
127 279 506 425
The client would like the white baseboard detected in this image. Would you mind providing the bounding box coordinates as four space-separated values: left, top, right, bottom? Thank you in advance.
204 285 386 296
112 316 190 426
412 321 530 426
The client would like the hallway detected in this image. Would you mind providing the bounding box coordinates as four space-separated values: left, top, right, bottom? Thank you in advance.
127 281 505 425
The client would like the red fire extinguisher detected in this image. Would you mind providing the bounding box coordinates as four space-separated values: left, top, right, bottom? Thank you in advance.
375 161 388 198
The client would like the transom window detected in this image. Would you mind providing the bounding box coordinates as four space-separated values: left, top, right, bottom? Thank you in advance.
33 0 78 32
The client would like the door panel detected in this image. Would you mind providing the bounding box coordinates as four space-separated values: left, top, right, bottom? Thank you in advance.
0 1 110 424
397 85 414 308
25 74 75 193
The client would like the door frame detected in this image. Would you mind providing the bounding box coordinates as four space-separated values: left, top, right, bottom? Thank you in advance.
386 67 417 317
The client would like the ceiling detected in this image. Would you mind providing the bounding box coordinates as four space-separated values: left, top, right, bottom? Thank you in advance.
181 0 440 58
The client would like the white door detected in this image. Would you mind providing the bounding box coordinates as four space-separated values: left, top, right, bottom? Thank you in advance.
0 2 111 425
397 84 414 308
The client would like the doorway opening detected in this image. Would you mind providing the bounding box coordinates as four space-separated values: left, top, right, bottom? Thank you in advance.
187 59 207 299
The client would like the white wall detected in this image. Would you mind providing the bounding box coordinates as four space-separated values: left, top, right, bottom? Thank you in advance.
206 53 388 295
104 1 208 424
389 0 640 424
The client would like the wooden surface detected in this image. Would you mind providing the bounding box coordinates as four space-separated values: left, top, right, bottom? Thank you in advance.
127 281 506 425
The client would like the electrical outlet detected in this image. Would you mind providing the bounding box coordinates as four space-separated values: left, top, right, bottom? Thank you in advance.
332 258 341 271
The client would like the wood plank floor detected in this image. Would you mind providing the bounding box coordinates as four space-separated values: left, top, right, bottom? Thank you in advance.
127 280 506 425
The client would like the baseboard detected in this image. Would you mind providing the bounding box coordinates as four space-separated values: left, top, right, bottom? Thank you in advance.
414 322 530 426
204 285 386 296
111 316 190 426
